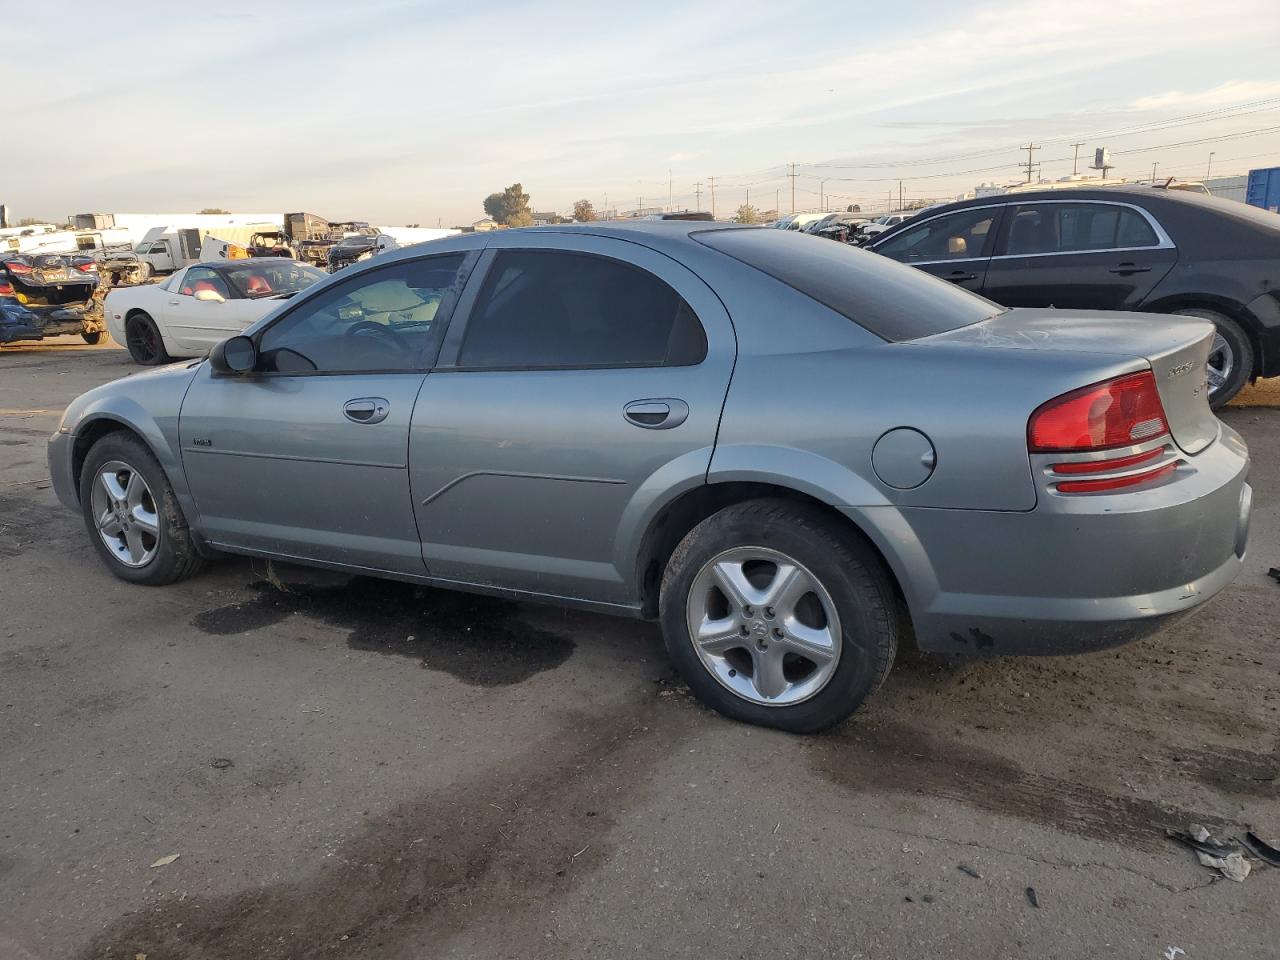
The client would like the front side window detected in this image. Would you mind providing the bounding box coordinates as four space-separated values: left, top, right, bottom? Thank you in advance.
457 250 707 369
1005 203 1160 256
179 267 232 298
256 254 467 374
875 208 996 262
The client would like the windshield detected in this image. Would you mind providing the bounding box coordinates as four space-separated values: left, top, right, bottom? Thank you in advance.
220 261 327 299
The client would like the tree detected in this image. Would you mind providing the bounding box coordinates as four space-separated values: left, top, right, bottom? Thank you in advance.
572 199 597 222
199 208 230 214
17 217 48 226
734 204 759 224
482 183 532 226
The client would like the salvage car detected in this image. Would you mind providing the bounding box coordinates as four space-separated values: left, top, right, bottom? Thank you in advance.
104 258 326 365
327 233 399 271
49 223 1250 732
865 188 1280 406
0 252 106 343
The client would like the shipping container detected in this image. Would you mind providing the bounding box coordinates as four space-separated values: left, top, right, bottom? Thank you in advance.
1245 166 1280 212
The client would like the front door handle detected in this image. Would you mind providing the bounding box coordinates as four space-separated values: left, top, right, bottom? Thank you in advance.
624 398 689 430
942 271 977 283
343 397 390 424
168 299 181 306
1108 262 1151 275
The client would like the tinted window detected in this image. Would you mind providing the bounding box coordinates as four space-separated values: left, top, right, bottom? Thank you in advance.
458 250 707 369
1006 203 1159 255
696 228 1001 341
874 208 996 261
256 254 466 374
220 260 326 299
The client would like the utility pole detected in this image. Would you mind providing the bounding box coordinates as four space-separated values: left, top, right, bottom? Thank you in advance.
745 187 750 217
1019 143 1040 183
1151 161 1159 184
694 181 703 212
1206 152 1215 179
1071 142 1085 176
819 177 832 212
775 188 780 216
603 192 608 220
708 176 717 219
788 162 799 214
667 169 673 212
898 180 904 211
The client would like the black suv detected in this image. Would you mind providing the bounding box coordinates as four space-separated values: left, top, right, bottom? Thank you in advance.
866 187 1280 406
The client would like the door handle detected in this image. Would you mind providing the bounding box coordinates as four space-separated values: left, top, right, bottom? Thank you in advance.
624 398 689 430
343 397 390 424
943 271 977 283
168 299 180 305
1108 262 1151 275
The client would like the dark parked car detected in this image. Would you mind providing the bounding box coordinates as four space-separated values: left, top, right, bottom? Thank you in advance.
866 188 1280 406
48 224 1249 732
0 298 93 346
1 252 98 307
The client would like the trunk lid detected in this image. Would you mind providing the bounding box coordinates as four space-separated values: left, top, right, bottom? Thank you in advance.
925 308 1219 454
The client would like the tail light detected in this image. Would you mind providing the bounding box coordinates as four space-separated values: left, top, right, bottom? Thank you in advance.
74 261 98 273
1030 371 1178 493
0 281 12 296
5 260 32 274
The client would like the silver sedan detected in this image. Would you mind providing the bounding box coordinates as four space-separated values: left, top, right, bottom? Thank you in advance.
48 222 1251 731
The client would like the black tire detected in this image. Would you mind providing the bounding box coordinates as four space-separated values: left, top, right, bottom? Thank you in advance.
124 312 171 366
1172 307 1253 408
79 432 205 586
81 330 103 345
659 499 899 733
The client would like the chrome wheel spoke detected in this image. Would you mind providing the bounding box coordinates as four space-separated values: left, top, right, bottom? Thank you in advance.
750 645 789 700
761 563 808 617
130 505 160 536
696 616 745 654
99 515 125 538
778 620 838 665
711 561 761 609
100 470 127 503
124 470 146 508
125 527 147 564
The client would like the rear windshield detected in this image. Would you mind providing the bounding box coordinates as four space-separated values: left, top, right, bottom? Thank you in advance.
695 227 1001 341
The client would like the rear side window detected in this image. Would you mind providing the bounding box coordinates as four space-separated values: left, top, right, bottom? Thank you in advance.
458 250 707 369
1006 203 1159 255
695 227 1000 341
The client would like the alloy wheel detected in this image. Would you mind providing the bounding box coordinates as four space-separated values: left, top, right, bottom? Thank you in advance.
685 546 842 706
91 460 161 567
1206 332 1233 398
126 320 158 363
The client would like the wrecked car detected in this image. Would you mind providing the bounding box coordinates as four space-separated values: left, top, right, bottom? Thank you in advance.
248 231 296 259
1 252 97 307
0 298 102 346
327 233 399 271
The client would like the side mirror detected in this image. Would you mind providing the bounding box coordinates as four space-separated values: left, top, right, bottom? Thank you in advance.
209 335 257 374
194 288 225 303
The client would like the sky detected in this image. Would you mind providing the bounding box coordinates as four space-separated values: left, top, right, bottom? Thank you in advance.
5 0 1280 225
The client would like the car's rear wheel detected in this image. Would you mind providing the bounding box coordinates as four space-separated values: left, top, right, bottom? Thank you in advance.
659 499 899 733
125 312 171 365
1171 307 1253 408
79 432 205 585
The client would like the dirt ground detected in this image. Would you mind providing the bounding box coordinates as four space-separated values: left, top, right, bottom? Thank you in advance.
1 337 1277 960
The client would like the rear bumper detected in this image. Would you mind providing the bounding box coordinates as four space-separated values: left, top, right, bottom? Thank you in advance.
850 426 1251 655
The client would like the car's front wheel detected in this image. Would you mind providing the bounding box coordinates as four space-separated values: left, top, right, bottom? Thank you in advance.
1172 307 1253 408
79 432 205 585
124 312 171 365
660 499 899 733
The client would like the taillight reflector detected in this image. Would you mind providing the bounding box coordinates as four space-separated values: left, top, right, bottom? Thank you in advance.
1056 462 1177 493
1051 447 1164 475
1029 371 1170 452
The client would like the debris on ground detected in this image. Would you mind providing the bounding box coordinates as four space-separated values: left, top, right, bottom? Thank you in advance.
149 853 180 868
957 863 982 879
1240 830 1280 867
1025 886 1039 908
1165 948 1185 960
1168 824 1251 882
1268 567 1280 583
210 758 233 769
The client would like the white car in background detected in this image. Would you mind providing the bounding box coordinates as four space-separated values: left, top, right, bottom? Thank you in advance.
105 258 327 365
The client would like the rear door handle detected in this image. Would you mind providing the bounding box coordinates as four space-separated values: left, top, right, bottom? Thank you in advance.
624 398 689 430
1108 262 1151 275
942 271 977 283
343 397 390 424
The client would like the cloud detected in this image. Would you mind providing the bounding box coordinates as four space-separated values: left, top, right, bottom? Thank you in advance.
1129 80 1280 112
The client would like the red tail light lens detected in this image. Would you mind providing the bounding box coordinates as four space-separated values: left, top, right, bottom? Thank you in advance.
1056 462 1177 493
1028 371 1169 453
0 282 13 296
74 261 98 273
5 260 32 274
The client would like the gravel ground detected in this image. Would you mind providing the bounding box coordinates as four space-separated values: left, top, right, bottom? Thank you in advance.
1 337 1277 960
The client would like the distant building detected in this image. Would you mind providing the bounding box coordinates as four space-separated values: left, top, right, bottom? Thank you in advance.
1205 175 1248 203
471 218 500 232
531 211 567 225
